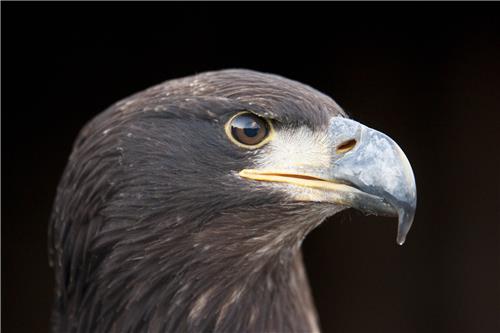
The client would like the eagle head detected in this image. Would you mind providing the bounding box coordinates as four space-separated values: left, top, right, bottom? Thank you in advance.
49 69 416 332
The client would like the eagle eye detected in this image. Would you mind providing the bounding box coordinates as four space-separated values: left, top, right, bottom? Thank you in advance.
225 112 273 149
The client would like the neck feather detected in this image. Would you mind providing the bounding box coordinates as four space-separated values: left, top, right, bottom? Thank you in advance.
53 205 330 333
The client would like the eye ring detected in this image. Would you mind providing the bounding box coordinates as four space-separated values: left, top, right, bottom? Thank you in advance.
225 111 274 149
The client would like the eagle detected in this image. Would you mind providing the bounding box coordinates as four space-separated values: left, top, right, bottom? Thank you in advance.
49 69 416 333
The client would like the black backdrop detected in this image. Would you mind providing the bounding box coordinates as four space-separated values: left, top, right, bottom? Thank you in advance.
3 3 500 333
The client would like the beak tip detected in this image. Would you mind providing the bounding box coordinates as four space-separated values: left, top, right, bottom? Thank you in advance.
396 230 408 245
396 235 407 246
395 206 415 246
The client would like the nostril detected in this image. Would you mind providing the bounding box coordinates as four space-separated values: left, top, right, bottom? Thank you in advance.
336 139 357 153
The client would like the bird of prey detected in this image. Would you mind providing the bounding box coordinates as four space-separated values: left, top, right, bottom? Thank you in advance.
49 69 416 333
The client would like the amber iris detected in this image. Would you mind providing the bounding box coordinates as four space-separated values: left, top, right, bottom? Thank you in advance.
229 113 269 146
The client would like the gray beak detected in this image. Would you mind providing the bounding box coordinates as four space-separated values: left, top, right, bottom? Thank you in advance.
326 117 417 245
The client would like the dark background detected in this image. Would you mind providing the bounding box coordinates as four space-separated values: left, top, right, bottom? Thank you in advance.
3 3 500 333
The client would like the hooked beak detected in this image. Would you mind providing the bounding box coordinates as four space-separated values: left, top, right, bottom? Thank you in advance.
239 117 417 245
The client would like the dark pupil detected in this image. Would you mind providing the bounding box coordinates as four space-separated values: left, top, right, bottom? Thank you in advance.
244 127 259 137
231 114 268 145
